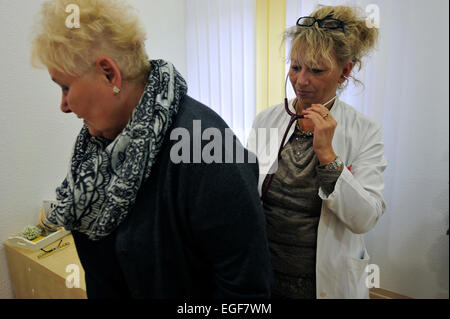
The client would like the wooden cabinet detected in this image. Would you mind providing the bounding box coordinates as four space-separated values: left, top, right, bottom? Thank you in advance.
4 234 87 299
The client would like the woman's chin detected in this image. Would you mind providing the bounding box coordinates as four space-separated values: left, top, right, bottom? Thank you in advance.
296 97 312 109
87 126 102 137
296 95 311 102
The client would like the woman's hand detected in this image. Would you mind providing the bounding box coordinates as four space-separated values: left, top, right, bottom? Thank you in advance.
301 104 337 165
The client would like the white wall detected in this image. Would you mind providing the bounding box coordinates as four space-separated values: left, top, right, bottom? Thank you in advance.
129 0 187 77
363 0 449 299
0 0 186 299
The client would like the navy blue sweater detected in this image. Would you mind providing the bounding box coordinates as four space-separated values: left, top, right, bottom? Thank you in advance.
72 95 273 298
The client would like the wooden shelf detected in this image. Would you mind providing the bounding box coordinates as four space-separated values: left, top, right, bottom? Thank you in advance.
4 234 87 299
370 288 413 299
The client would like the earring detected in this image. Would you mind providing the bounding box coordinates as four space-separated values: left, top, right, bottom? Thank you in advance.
113 86 121 94
341 74 349 79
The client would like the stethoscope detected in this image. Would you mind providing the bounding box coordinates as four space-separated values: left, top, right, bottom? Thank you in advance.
261 73 337 199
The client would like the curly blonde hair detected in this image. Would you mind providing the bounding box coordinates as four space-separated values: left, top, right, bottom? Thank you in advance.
285 5 379 90
31 0 150 83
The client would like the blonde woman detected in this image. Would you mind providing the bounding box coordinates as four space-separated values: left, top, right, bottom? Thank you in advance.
32 0 272 298
248 5 386 298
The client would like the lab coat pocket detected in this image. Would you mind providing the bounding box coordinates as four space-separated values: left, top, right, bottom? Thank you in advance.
346 249 370 298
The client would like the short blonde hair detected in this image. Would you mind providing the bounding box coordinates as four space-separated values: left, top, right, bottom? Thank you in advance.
285 5 378 90
31 0 150 83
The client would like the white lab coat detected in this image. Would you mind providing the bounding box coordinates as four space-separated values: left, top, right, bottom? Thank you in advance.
247 98 387 299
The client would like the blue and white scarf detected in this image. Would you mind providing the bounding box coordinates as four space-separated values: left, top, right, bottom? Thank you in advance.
46 60 187 241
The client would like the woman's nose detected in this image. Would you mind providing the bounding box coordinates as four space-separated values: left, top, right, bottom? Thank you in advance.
60 95 71 113
295 70 310 87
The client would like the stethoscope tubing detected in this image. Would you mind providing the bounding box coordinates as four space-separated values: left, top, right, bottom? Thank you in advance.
261 73 337 200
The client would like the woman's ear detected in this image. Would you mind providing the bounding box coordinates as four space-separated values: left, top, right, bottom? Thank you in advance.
340 60 354 82
96 57 122 92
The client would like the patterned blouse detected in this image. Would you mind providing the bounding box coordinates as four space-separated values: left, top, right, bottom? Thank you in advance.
262 128 342 299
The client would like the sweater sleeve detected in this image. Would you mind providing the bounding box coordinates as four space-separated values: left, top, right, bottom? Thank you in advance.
316 162 343 196
185 138 273 298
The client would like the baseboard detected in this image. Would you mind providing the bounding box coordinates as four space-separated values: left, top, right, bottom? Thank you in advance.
369 288 413 299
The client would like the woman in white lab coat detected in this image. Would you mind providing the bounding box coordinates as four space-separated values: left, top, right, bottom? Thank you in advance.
247 5 387 298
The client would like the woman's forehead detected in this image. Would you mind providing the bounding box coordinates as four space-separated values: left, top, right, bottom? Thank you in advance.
290 44 335 68
290 53 331 68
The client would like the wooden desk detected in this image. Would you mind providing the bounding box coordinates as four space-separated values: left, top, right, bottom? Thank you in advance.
4 234 87 299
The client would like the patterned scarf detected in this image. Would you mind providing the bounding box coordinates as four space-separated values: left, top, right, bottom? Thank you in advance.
46 60 187 241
